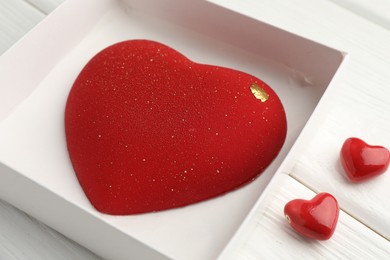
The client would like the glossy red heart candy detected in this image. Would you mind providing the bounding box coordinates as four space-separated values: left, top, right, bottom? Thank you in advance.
65 40 287 215
284 193 339 240
340 137 390 182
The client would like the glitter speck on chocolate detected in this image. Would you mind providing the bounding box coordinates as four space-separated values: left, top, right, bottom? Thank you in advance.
65 39 287 215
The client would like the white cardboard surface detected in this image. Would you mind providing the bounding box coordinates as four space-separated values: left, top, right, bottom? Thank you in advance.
0 0 344 259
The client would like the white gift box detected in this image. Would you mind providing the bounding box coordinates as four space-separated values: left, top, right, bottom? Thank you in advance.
0 0 346 259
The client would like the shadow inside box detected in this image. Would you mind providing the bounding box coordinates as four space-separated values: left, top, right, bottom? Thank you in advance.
0 0 347 259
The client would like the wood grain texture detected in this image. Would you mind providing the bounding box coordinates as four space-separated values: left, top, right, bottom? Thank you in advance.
25 0 64 14
268 0 390 241
0 199 100 260
0 0 45 54
219 175 390 259
0 1 98 259
213 0 390 246
291 111 390 239
329 0 390 30
1 0 390 259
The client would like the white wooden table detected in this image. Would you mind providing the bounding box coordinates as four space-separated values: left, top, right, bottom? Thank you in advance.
1 0 390 259
0 1 100 259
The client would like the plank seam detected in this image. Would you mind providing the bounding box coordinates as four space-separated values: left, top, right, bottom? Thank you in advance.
288 172 390 242
23 0 47 15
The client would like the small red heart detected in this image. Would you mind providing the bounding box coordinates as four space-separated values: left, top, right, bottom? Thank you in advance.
340 137 390 182
65 40 287 215
284 193 339 240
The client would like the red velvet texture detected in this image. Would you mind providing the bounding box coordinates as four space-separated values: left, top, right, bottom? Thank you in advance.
65 40 287 214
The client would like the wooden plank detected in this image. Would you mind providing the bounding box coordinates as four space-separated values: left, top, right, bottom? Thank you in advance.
329 0 390 30
212 0 390 245
279 0 390 240
219 175 390 259
0 0 45 54
0 199 100 260
25 0 65 14
1 0 390 259
0 1 98 259
292 108 390 239
212 0 390 257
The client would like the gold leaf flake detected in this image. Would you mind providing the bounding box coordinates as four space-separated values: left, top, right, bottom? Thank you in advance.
250 83 269 102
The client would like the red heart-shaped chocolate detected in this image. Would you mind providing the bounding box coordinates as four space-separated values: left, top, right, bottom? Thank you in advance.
284 193 339 240
340 137 390 182
65 40 287 215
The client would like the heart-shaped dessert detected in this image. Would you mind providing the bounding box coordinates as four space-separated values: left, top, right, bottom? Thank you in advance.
284 193 339 240
340 137 390 182
65 40 287 215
